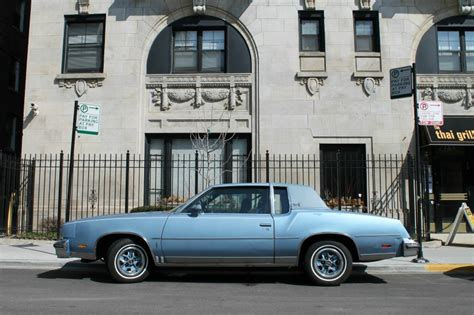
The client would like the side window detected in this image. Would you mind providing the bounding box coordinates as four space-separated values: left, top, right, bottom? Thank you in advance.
274 187 290 214
299 11 325 52
63 15 106 73
183 187 270 214
353 11 380 52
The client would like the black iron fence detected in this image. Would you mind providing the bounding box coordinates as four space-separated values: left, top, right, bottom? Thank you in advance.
0 151 416 238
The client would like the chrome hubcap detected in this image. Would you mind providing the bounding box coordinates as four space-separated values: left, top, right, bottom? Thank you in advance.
115 245 147 278
312 246 345 280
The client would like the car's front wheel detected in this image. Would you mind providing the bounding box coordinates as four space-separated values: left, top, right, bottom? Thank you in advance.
106 238 150 283
305 240 352 286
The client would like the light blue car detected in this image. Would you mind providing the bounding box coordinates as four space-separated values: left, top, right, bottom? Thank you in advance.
54 183 418 285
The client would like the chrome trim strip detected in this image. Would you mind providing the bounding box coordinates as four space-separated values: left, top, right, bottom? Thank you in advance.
164 256 274 264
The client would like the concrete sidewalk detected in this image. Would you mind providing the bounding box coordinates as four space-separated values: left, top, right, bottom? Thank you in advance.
0 236 473 274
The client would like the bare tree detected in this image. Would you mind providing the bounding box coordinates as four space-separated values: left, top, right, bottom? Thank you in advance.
190 105 250 188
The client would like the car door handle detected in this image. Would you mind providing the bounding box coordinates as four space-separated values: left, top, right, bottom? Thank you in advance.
259 223 272 227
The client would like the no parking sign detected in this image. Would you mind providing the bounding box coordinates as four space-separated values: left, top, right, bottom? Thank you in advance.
417 101 443 126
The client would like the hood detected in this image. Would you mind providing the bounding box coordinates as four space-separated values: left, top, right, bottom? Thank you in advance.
65 211 171 224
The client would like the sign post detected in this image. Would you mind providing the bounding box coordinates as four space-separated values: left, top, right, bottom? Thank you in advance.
390 64 429 263
65 102 101 222
65 100 79 222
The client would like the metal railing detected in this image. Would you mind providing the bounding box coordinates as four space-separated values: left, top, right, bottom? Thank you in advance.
0 151 416 238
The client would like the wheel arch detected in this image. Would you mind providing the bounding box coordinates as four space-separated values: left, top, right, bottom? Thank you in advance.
298 233 360 267
96 233 155 264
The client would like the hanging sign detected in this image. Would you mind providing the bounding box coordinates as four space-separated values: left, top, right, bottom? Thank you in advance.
77 103 101 135
390 66 413 99
417 100 444 126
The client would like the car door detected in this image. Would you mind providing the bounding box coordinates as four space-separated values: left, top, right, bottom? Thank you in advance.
161 186 274 265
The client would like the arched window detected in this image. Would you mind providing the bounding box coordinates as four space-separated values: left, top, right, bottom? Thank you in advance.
416 16 474 74
147 16 251 74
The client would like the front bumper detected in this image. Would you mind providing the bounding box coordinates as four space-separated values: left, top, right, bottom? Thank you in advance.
402 238 419 257
53 239 70 258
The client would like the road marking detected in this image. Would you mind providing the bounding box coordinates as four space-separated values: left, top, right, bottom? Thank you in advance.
425 264 474 273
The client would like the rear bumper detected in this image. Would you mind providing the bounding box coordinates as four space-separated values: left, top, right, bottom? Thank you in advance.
53 239 70 258
402 238 419 257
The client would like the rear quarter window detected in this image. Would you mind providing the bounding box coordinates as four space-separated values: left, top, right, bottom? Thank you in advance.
274 187 290 214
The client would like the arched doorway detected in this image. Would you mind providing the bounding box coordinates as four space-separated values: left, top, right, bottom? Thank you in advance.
143 15 256 203
416 15 474 233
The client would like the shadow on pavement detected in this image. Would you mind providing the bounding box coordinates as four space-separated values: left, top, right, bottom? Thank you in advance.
38 262 386 286
443 266 474 281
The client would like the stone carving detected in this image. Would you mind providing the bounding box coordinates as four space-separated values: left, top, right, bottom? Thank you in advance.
147 74 251 111
58 79 104 97
193 0 206 15
359 0 371 10
356 77 381 96
75 80 87 97
304 0 316 10
168 89 195 103
438 90 467 103
459 0 474 15
421 88 434 101
77 0 90 15
227 88 243 110
300 77 324 96
151 88 171 111
202 89 229 102
417 74 474 109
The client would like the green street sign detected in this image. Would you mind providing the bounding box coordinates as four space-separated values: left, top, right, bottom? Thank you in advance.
77 103 101 135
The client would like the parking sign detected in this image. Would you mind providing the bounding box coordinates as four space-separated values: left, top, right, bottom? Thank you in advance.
77 103 101 135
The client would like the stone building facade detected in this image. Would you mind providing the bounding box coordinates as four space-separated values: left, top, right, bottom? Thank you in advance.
22 0 474 231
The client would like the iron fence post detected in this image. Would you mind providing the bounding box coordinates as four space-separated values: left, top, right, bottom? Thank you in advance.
336 150 341 211
56 151 64 239
26 158 35 232
407 154 415 235
125 150 130 213
194 150 199 195
265 150 269 183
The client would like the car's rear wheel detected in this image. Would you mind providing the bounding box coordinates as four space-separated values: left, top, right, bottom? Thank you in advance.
305 240 352 286
106 238 150 283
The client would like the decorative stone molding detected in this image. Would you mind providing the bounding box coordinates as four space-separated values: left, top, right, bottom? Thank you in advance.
55 73 106 97
356 77 381 96
353 72 383 96
304 0 316 10
417 74 474 109
296 72 327 96
193 0 206 15
147 74 251 111
359 0 371 10
77 0 90 15
459 0 474 15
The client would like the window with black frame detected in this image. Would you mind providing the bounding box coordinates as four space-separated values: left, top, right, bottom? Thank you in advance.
173 29 225 73
299 11 325 52
63 15 105 73
353 11 380 52
437 29 474 72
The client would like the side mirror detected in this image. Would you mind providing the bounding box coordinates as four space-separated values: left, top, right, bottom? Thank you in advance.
187 203 202 217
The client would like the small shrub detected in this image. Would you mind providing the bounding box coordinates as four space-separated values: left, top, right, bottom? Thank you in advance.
41 217 64 233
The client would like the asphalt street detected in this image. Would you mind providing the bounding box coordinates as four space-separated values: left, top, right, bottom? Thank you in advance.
1 266 473 315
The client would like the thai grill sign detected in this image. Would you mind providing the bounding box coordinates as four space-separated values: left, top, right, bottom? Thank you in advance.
424 116 474 145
